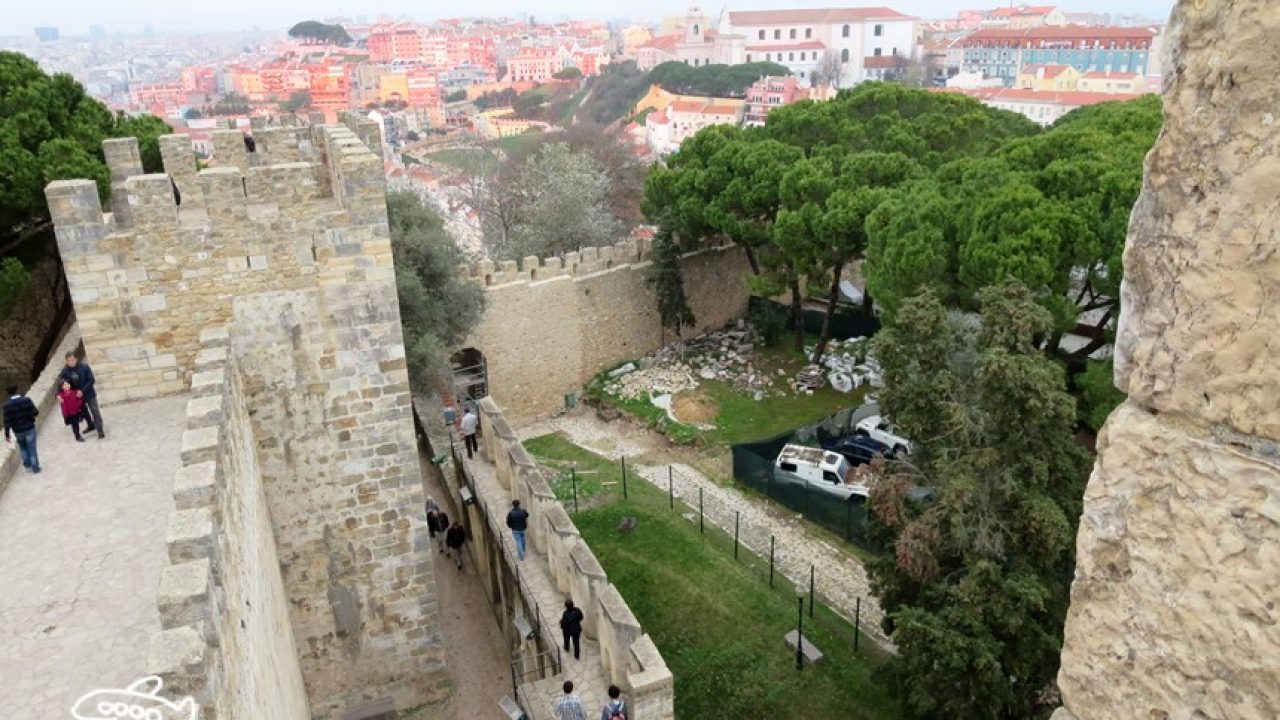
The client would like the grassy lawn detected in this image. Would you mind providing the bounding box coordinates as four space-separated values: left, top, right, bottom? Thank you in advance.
526 434 898 720
490 130 544 157
425 148 498 175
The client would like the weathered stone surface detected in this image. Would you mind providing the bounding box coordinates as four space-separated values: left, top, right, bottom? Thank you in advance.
1058 2 1280 718
1113 0 1280 440
783 630 824 664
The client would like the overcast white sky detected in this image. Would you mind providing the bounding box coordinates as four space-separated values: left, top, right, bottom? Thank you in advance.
1 0 1176 36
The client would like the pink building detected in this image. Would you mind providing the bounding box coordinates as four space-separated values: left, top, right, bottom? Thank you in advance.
744 75 809 126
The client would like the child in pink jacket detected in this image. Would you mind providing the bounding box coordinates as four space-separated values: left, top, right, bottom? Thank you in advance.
56 380 85 442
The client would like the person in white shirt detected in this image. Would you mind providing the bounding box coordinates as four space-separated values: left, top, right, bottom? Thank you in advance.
552 680 587 720
460 408 479 458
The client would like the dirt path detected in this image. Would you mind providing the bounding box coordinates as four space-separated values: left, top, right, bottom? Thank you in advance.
520 409 893 650
404 459 512 720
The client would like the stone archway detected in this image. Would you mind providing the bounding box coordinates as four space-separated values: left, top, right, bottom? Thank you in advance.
451 347 488 403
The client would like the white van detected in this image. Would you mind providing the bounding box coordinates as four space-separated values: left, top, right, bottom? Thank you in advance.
773 444 868 501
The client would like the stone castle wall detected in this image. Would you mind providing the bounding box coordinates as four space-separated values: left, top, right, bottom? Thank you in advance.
1055 1 1280 718
47 117 449 719
464 242 751 424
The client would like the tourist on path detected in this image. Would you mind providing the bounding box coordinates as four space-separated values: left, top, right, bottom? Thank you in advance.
56 380 86 442
552 680 587 720
460 407 479 459
560 598 584 661
58 353 104 439
425 497 442 540
506 499 530 560
433 508 451 554
3 385 40 474
600 685 629 720
445 520 467 571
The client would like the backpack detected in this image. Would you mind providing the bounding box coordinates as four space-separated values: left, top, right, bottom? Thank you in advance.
606 701 626 720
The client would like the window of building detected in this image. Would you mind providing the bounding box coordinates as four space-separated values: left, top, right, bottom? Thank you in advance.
842 24 850 38
774 29 781 39
765 53 770 61
789 52 794 61
693 24 700 36
759 30 765 40
799 52 805 60
788 29 796 39
841 48 849 62
874 24 883 36
806 28 812 39
892 47 898 56
800 71 805 78
746 53 752 62
874 48 882 56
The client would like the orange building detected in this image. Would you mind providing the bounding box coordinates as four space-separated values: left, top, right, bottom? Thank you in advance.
308 61 352 111
368 26 425 63
180 66 218 94
506 47 561 83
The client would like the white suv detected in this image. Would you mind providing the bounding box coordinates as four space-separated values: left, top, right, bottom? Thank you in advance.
855 415 911 457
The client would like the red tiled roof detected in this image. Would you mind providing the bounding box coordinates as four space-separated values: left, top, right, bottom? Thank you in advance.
640 34 680 52
989 5 1056 17
669 99 708 113
745 41 827 52
1022 64 1075 78
703 104 742 115
648 108 670 124
729 7 914 25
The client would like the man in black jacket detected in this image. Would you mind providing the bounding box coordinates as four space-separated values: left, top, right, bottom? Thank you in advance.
560 598 584 661
506 499 530 561
59 353 104 439
3 385 41 474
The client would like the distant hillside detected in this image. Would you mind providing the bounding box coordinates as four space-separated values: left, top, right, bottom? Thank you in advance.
575 59 792 127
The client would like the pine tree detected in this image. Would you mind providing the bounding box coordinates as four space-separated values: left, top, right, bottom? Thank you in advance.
647 227 695 342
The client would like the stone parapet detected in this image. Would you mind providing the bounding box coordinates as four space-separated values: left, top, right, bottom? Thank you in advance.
0 328 82 501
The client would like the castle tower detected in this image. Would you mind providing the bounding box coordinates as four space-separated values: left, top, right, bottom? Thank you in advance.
45 121 449 718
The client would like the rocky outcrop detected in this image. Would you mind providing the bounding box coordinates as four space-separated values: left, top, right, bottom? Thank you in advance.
1056 1 1280 718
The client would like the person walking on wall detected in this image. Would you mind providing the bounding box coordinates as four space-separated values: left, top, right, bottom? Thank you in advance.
506 499 530 560
599 685 629 720
460 407 479 459
445 520 467 571
56 380 86 442
3 385 40 474
59 352 104 439
552 680 587 720
560 598 584 661
433 508 451 555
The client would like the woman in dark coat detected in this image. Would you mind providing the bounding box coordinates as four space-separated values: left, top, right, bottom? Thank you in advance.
560 598 584 660
445 521 467 570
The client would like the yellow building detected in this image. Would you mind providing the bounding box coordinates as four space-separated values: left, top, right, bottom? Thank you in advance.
622 25 655 55
1077 71 1147 95
1016 64 1080 91
378 74 410 104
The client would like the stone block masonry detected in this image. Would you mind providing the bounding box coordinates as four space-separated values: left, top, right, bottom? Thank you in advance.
463 242 751 424
47 117 450 718
1054 1 1280 718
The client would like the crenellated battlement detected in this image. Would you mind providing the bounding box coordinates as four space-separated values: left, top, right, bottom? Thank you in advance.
44 119 392 404
460 236 738 289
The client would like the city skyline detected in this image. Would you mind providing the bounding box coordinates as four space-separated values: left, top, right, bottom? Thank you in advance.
4 0 1176 36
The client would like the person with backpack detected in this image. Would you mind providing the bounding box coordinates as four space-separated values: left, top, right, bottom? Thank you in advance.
3 385 40 474
599 685 629 720
445 520 467 571
560 598 584 661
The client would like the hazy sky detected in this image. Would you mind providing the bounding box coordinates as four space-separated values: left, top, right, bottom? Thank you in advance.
2 0 1176 36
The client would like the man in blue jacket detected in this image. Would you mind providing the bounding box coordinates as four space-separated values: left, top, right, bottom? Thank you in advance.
59 352 104 439
4 385 40 473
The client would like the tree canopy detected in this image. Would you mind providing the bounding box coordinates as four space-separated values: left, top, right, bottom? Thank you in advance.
867 283 1089 719
386 190 486 392
0 51 170 238
648 60 791 98
287 21 352 46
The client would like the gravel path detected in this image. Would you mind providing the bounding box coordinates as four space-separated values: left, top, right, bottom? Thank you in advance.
525 412 893 651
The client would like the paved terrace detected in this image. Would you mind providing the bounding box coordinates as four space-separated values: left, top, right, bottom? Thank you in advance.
463 453 613 719
0 394 187 720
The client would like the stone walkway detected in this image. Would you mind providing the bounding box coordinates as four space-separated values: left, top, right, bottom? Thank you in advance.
523 411 892 649
0 394 187 720
464 455 611 720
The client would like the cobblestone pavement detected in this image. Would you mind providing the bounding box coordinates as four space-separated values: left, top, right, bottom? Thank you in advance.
527 411 893 650
0 395 187 720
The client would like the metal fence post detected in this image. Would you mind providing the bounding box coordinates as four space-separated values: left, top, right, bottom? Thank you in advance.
571 469 579 514
668 466 674 509
854 597 862 653
769 536 775 588
699 486 704 535
809 565 815 618
796 595 805 671
621 456 628 499
734 511 740 560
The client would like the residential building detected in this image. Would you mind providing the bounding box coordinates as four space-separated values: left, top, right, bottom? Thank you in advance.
180 66 219 95
368 25 426 63
1016 64 1080 91
308 61 352 111
636 35 680 70
864 53 911 82
646 109 674 153
666 98 745 146
505 47 560 82
942 86 1144 126
1077 71 1146 94
981 5 1067 29
744 75 809 125
718 6 920 87
960 26 1158 84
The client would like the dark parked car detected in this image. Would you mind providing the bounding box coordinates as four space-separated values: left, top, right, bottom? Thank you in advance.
821 435 891 467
